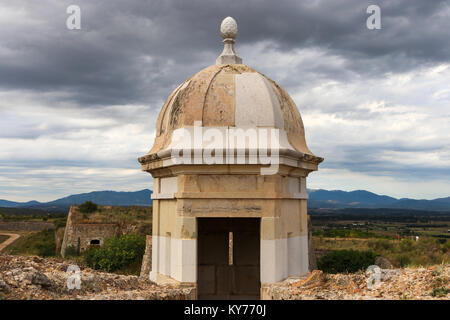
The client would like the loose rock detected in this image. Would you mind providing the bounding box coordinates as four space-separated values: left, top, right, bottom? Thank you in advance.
0 254 194 300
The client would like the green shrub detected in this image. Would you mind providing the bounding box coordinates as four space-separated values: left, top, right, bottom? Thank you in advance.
64 245 79 257
317 249 376 273
53 218 67 229
84 234 145 273
79 201 98 214
431 287 449 297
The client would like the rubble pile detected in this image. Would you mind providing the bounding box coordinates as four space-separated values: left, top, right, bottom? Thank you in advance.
0 254 193 300
267 265 449 300
1 254 448 300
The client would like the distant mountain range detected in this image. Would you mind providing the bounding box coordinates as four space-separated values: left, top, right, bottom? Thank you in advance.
0 190 153 212
308 189 450 211
1 188 449 213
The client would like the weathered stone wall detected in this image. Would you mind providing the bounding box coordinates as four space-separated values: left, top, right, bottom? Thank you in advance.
0 222 54 231
54 227 65 255
60 207 75 257
61 223 118 256
149 168 312 286
140 235 152 278
60 206 119 257
307 215 317 271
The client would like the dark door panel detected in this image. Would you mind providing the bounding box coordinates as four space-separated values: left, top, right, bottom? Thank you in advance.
197 218 260 300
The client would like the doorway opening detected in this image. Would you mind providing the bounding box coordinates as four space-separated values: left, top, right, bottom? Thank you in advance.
197 218 260 299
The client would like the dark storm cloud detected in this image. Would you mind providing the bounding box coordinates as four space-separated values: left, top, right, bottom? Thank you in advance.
0 0 448 108
0 0 449 200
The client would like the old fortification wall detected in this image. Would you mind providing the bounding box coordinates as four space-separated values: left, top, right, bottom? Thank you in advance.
54 227 65 255
0 222 54 231
60 206 119 257
140 235 152 278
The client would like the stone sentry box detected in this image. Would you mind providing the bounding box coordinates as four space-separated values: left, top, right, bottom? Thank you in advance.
138 17 322 299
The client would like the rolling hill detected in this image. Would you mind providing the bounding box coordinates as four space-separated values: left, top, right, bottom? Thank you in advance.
0 190 153 212
307 189 450 210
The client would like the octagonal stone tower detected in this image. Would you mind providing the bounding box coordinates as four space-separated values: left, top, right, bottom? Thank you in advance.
139 17 323 299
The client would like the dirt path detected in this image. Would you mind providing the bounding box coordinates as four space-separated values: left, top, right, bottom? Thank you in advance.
0 233 20 252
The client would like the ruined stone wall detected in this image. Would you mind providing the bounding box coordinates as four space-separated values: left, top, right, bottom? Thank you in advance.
54 227 65 255
60 207 75 257
60 206 119 257
61 223 119 256
140 235 152 278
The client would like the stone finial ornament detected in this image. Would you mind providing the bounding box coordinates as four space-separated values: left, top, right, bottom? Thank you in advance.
220 16 238 39
216 16 242 65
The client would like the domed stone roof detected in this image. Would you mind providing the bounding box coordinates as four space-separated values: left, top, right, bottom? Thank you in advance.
139 18 322 166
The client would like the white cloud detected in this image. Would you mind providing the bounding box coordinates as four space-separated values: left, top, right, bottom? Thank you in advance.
308 168 450 200
0 1 449 202
0 91 157 201
298 63 450 198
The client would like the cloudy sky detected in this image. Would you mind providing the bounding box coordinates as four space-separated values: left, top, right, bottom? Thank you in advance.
0 0 449 202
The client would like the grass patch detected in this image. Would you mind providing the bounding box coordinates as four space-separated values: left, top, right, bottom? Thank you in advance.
314 237 371 251
313 229 381 239
4 229 56 257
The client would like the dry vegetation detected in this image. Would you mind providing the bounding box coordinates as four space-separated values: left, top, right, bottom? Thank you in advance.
76 205 151 224
314 237 449 268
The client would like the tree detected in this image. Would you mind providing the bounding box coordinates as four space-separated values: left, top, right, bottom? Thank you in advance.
79 201 98 214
